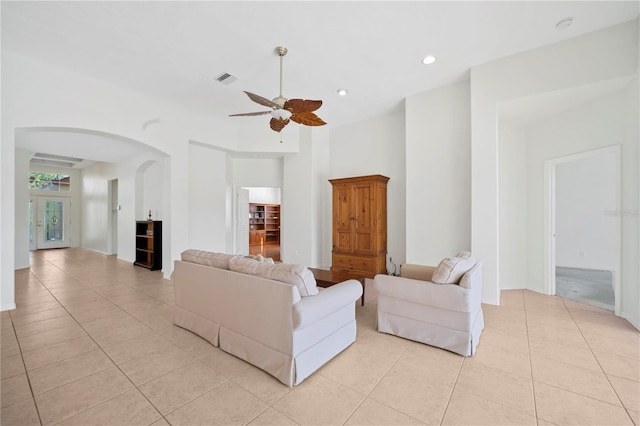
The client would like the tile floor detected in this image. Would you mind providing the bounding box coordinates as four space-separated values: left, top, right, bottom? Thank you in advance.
1 248 638 425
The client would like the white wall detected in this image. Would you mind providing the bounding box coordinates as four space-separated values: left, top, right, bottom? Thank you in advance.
470 19 638 306
556 152 617 271
329 111 406 271
247 188 281 204
497 123 528 289
81 161 117 254
233 158 283 187
405 80 471 266
188 143 227 253
143 161 163 220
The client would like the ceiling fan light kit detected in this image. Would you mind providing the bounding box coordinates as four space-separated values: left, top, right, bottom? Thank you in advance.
229 46 326 133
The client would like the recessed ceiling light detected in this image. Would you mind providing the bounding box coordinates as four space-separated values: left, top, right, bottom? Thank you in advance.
556 17 573 30
422 55 437 65
337 88 348 96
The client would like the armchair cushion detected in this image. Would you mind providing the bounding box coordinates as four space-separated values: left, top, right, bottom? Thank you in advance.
432 251 476 284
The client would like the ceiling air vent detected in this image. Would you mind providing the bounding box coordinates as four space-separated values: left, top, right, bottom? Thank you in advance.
216 72 237 85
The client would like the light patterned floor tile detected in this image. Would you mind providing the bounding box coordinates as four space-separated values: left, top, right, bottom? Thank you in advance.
1 353 25 379
138 361 226 415
534 381 633 426
232 364 291 405
369 359 453 424
165 380 268 425
608 375 640 412
35 367 134 426
118 345 195 386
0 396 41 426
316 329 409 395
22 335 98 370
531 356 622 405
247 407 298 425
456 360 535 416
29 349 114 395
1 373 33 408
273 374 364 425
345 398 424 425
56 389 162 426
441 388 536 425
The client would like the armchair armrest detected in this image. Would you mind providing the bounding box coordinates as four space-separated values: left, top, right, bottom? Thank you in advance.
292 279 362 330
400 264 436 281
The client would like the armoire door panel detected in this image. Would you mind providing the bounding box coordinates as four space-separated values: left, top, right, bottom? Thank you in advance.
335 231 352 252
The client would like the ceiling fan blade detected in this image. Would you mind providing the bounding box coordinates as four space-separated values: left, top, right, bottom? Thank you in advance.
270 117 290 132
290 111 326 127
229 111 271 117
284 99 322 113
245 91 279 109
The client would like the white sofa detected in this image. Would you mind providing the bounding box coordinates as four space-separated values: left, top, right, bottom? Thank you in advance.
374 261 484 356
173 250 363 386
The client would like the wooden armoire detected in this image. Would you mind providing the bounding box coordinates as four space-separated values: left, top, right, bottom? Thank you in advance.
329 174 389 276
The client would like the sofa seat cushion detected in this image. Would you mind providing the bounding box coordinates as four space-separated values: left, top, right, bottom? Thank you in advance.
229 257 319 297
431 252 476 284
181 250 239 270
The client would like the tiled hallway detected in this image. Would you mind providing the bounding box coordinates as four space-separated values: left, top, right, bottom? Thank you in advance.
1 248 638 425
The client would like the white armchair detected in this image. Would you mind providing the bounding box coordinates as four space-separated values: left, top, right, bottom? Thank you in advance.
374 262 484 356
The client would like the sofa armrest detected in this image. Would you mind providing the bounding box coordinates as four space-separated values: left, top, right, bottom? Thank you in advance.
292 279 362 330
400 264 436 281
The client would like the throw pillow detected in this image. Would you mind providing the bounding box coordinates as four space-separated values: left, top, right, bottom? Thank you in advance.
431 252 476 284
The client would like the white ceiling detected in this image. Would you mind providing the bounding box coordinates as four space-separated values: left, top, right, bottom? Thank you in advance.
2 1 638 163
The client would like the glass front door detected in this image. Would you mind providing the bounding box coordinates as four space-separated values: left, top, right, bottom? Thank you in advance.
35 197 71 249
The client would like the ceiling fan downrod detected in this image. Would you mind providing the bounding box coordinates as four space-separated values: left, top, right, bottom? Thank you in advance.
273 46 288 107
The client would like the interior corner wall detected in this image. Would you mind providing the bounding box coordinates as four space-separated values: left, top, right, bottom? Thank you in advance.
470 19 638 306
329 111 406 270
188 143 227 253
555 152 617 271
283 127 316 266
1 133 15 311
497 122 528 289
81 161 117 254
225 155 234 255
405 80 471 266
311 127 331 269
14 148 32 270
310 126 330 268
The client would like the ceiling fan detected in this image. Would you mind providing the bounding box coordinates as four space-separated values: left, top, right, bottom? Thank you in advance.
230 46 326 133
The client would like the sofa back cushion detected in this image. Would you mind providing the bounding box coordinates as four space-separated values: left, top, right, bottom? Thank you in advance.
181 250 238 270
229 257 319 297
431 251 476 284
